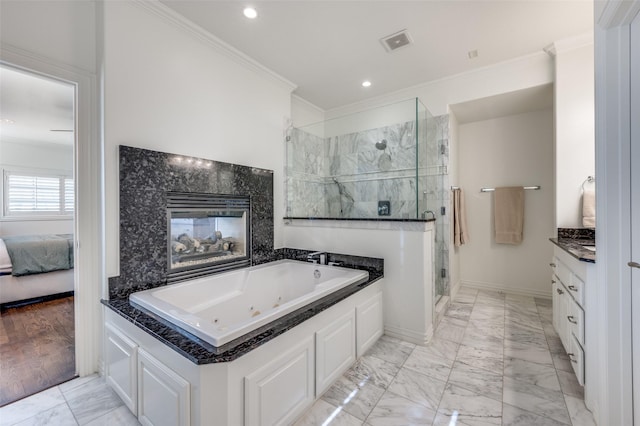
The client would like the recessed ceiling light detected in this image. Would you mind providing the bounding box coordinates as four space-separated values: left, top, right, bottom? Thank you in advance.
243 7 257 19
362 80 372 88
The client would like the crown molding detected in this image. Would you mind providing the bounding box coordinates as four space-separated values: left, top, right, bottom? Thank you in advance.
131 0 297 92
596 0 640 29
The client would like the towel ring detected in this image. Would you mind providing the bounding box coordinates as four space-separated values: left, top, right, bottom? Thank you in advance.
581 176 595 192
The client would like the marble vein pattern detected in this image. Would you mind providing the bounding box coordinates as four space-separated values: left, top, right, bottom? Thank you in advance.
6 288 596 426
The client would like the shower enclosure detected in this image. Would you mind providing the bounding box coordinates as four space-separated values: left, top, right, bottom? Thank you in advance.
285 98 449 303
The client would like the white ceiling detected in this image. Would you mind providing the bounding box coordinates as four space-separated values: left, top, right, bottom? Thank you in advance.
0 65 75 147
160 0 593 111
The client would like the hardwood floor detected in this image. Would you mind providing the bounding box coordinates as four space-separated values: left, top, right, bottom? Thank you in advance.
0 296 76 406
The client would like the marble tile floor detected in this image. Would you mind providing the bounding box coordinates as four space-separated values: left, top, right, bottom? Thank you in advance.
0 375 140 426
0 287 596 426
295 287 596 426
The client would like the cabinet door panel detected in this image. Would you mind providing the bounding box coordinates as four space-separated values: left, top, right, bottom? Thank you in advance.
105 323 137 414
316 310 356 395
245 337 315 426
137 349 190 426
356 291 383 357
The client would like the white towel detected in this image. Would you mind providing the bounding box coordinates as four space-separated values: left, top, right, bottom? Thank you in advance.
582 187 595 228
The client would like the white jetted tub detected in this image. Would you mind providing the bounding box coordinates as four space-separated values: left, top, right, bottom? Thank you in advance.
129 259 369 347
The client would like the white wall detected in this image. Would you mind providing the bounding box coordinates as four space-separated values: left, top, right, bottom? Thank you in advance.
0 140 74 236
553 38 595 228
0 0 96 73
458 109 555 297
283 221 434 344
103 2 295 277
291 94 324 128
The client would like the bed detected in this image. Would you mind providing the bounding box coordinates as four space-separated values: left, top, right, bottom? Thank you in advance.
0 235 75 306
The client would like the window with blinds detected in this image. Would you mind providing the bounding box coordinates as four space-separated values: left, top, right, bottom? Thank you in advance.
3 170 74 217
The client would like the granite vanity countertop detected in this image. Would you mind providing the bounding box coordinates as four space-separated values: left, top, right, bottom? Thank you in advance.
102 261 383 365
550 238 596 263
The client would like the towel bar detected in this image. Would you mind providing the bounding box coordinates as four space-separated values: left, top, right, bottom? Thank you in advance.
480 186 541 192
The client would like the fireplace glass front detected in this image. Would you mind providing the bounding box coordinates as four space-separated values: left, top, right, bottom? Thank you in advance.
167 193 250 281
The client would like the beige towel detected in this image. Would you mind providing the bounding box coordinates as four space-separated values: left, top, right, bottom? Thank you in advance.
494 186 525 245
582 187 596 228
453 188 469 246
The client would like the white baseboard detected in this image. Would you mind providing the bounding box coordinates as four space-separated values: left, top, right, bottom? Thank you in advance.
460 280 552 299
384 323 433 346
450 280 461 301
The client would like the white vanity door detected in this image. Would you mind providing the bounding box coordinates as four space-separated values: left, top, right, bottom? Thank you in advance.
356 291 383 357
137 349 190 426
105 323 138 414
244 336 315 426
316 310 356 395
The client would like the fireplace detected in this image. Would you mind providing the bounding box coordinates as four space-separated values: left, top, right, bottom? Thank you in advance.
167 192 251 282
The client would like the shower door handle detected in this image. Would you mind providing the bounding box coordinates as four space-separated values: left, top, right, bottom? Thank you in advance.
629 261 640 269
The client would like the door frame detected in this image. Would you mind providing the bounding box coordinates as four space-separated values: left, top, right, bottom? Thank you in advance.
0 44 103 377
595 0 640 424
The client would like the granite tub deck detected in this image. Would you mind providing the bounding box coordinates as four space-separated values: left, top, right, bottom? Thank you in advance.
550 227 596 263
103 249 383 365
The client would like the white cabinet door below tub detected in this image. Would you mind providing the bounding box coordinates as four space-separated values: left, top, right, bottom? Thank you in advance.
356 291 383 357
316 310 356 395
244 336 315 426
105 323 138 414
137 349 190 426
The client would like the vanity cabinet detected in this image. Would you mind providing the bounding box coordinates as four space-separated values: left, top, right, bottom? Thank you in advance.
551 246 590 385
104 280 383 425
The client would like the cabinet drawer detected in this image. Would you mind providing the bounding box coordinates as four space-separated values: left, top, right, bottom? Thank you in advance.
567 275 585 307
567 298 585 346
568 335 585 386
555 258 572 288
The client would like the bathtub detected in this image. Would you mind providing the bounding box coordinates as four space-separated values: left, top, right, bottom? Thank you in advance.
129 259 369 347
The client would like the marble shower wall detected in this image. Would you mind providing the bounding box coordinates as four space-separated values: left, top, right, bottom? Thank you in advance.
287 121 421 219
109 146 275 299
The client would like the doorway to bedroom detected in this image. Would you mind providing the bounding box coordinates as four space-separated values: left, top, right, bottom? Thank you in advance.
0 64 77 406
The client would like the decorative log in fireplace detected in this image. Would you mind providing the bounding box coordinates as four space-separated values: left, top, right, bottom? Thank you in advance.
167 192 251 282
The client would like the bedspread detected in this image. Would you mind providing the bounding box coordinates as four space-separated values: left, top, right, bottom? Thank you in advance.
2 234 74 276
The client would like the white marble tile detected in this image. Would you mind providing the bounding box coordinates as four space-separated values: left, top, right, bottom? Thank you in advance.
365 335 414 367
387 367 447 410
503 357 561 392
321 375 385 420
503 323 548 347
344 355 400 390
365 391 436 426
444 302 473 322
453 292 477 305
464 320 504 341
468 306 504 322
546 334 566 355
293 400 363 426
502 402 569 426
65 378 124 425
447 361 502 402
556 369 584 399
502 376 571 425
403 344 455 383
504 309 543 330
433 383 502 425
564 394 596 426
434 318 466 344
0 387 66 426
58 374 100 396
456 344 503 374
503 338 553 366
420 336 460 362
13 403 78 426
551 352 574 373
84 406 140 426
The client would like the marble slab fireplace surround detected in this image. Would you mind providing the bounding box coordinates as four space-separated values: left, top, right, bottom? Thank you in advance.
108 146 276 299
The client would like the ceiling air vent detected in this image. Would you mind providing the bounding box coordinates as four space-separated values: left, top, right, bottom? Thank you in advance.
380 29 413 53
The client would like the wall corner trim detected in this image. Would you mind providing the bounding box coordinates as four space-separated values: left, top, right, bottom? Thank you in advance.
131 0 298 92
